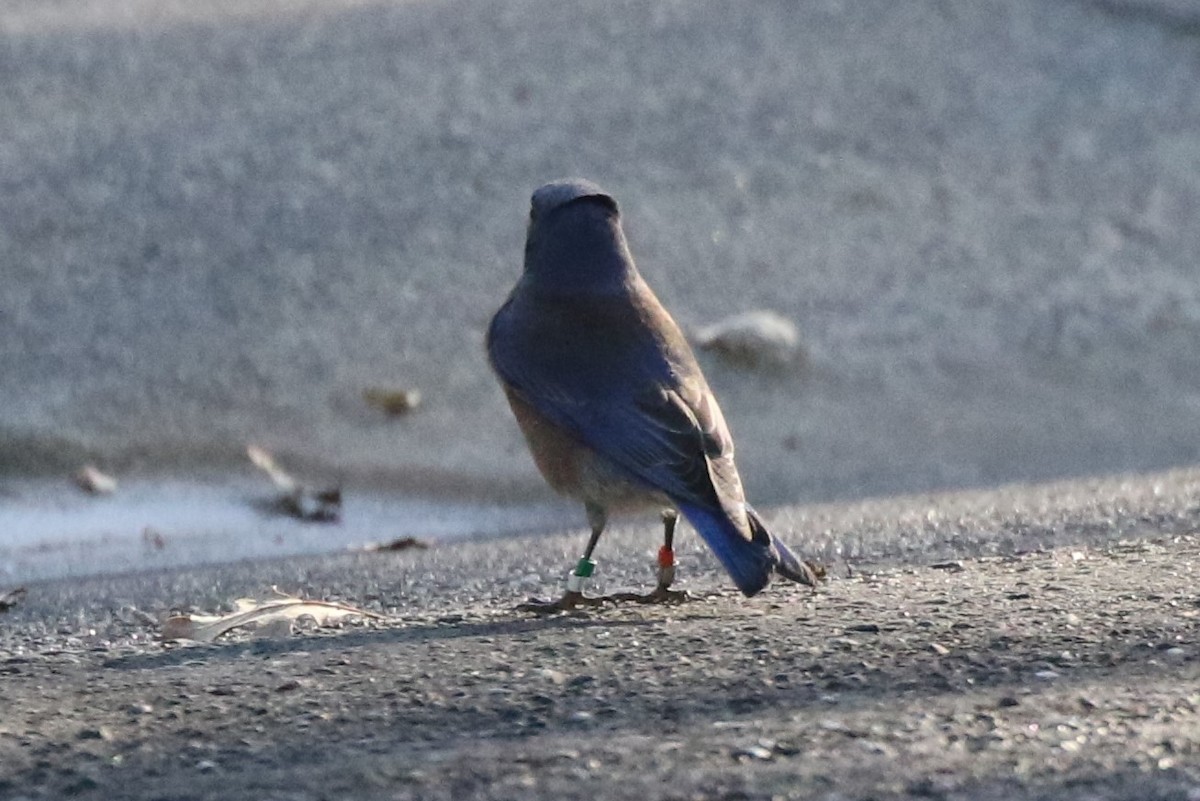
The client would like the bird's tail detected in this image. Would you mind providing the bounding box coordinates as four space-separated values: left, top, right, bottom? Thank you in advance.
749 506 821 588
678 503 819 597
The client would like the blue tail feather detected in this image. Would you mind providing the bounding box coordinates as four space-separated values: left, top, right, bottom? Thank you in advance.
679 503 818 596
678 502 773 596
751 507 820 588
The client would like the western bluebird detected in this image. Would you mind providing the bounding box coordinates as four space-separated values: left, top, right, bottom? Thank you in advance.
488 179 820 611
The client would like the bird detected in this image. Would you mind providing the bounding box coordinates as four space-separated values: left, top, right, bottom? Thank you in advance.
487 178 820 611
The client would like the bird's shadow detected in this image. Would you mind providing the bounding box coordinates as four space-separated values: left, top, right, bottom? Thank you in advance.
103 613 660 671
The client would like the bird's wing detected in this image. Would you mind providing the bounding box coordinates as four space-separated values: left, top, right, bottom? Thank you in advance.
629 380 746 514
489 296 746 517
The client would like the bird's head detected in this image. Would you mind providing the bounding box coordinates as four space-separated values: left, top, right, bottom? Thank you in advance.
522 178 636 294
529 178 618 220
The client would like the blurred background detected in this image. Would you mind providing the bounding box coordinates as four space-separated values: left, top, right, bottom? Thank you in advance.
4 0 1200 515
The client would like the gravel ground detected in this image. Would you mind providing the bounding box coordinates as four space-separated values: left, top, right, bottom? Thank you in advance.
2 469 1199 800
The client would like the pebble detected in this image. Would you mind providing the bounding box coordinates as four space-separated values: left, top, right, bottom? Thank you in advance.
692 310 804 369
732 744 774 762
1165 647 1188 662
77 726 113 741
540 668 567 685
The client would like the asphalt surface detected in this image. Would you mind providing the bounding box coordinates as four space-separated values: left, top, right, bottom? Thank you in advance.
2 468 1199 800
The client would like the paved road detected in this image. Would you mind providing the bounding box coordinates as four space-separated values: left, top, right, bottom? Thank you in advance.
2 468 1198 800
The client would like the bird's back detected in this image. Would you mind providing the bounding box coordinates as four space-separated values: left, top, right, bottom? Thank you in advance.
490 281 672 390
490 272 744 508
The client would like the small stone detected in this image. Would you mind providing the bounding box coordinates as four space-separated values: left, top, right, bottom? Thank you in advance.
930 561 964 572
845 623 880 634
77 726 113 741
997 696 1020 708
692 310 805 370
540 668 567 685
363 387 422 416
732 744 774 762
929 642 951 656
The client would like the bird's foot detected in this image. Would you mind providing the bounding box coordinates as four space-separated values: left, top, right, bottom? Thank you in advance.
516 590 607 614
640 555 691 602
590 550 696 604
633 585 693 604
644 584 691 604
601 585 696 605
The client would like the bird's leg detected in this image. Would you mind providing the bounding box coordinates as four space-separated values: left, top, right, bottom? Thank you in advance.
603 508 694 604
517 504 609 613
637 508 690 603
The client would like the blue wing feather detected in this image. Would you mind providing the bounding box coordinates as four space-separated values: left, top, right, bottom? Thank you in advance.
488 285 729 512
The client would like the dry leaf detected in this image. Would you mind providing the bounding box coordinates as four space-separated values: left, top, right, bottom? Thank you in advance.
255 618 296 639
0 587 27 613
73 465 117 495
246 445 298 493
363 387 422 417
362 536 430 552
161 590 384 643
246 446 342 522
274 489 342 523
